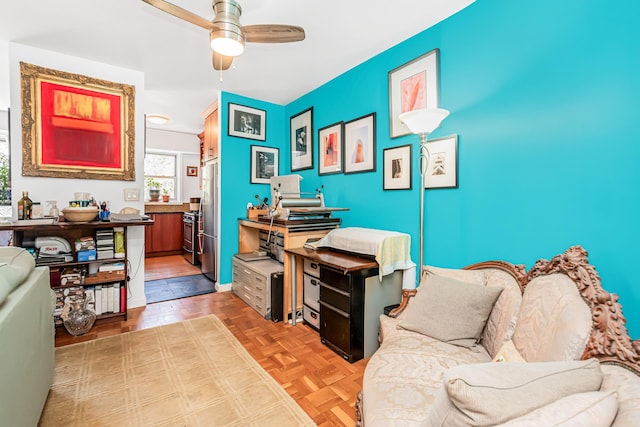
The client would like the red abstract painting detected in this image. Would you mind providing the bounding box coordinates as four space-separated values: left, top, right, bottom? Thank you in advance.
40 82 122 169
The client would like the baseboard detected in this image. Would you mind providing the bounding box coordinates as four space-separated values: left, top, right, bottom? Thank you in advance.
216 282 231 292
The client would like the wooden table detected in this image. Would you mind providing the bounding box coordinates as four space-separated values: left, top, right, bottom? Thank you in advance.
238 219 338 321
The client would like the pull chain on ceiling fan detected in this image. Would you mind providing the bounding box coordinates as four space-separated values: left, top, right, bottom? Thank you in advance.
142 0 305 71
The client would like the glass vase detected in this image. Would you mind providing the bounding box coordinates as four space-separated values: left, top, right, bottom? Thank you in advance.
63 299 96 336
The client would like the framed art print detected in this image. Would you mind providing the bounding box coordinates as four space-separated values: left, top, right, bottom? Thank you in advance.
318 121 343 175
425 135 458 189
388 48 440 138
250 145 278 184
186 165 198 177
20 62 135 181
228 103 266 141
383 144 412 190
344 113 376 174
290 107 313 171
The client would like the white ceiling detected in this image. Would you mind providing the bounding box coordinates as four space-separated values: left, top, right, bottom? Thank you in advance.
0 0 474 135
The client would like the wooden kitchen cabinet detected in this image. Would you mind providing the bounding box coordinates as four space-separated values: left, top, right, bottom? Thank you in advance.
201 101 219 164
144 213 184 257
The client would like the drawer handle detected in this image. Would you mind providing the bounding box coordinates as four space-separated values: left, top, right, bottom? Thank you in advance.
320 282 350 297
310 262 318 269
255 286 263 291
310 278 318 286
319 301 350 318
309 311 318 320
255 304 263 310
243 269 252 275
255 295 263 301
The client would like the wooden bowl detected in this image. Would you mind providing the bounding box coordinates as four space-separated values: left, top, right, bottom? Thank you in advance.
62 207 99 222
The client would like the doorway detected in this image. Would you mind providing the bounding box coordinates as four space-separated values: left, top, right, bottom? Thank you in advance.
144 255 215 303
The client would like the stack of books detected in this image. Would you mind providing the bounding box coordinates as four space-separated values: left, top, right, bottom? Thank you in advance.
75 236 96 261
91 283 123 315
96 229 115 260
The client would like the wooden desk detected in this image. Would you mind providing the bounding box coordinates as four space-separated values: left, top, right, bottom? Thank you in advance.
238 219 337 320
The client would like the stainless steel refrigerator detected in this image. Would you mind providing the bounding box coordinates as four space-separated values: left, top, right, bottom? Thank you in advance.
199 161 218 282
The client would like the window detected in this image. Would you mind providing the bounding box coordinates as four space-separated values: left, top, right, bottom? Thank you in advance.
144 152 176 200
0 109 10 218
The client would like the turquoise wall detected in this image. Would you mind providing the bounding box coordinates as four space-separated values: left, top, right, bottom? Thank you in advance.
219 0 640 337
218 92 286 284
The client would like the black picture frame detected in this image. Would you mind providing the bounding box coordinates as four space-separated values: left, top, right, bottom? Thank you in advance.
424 135 458 189
383 144 412 190
344 112 376 174
250 145 279 184
317 121 344 175
388 48 440 138
228 103 266 141
290 107 314 171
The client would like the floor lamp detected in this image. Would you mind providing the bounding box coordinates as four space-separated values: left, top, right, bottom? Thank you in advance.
398 108 450 282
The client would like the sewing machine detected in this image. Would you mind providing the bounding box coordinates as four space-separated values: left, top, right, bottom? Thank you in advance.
34 236 73 263
258 175 347 227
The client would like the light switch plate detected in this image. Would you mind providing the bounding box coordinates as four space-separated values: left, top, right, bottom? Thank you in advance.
124 188 140 201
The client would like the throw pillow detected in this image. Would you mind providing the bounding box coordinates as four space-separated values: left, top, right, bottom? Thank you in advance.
426 358 603 427
398 273 503 348
493 339 526 363
496 390 619 426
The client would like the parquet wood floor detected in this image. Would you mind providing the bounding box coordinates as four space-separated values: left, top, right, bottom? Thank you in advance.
54 256 367 426
143 254 201 281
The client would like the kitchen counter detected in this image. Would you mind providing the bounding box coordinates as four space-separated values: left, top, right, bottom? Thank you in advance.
144 202 190 214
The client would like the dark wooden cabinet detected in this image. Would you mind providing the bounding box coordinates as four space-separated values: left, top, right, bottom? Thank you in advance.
287 247 403 363
144 213 183 256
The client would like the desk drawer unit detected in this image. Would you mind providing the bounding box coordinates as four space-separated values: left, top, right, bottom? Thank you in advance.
232 256 284 322
303 259 321 329
318 264 402 363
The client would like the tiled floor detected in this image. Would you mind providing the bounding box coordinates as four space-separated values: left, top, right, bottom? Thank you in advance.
144 273 216 303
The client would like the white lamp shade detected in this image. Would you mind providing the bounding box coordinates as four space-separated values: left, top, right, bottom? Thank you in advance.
210 29 245 57
399 108 450 135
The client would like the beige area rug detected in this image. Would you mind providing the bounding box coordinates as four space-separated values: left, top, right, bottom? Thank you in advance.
39 315 316 427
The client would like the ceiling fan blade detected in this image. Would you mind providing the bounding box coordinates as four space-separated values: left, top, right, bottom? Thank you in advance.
142 0 216 30
243 25 305 43
212 51 234 71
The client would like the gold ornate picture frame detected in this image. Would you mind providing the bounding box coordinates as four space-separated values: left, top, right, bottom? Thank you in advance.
20 62 136 181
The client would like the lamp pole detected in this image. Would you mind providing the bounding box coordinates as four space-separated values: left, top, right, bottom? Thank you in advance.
418 132 430 282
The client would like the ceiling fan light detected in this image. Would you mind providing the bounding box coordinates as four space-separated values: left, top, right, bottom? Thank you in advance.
210 29 245 57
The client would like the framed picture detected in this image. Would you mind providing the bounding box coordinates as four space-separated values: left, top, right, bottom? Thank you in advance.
388 48 440 138
317 121 343 175
290 107 313 171
344 112 376 174
228 103 266 141
186 165 198 177
250 145 279 184
424 135 458 189
20 62 135 180
383 144 412 190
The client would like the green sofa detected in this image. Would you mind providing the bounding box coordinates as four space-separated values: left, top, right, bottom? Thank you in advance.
0 247 55 426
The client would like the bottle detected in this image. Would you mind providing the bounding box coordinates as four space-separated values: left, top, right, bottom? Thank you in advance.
32 202 43 219
18 191 33 220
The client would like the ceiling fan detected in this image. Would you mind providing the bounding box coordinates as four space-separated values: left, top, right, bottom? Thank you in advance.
142 0 305 71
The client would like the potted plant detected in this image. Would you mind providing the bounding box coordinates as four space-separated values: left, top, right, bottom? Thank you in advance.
145 177 161 202
162 188 170 202
0 153 9 206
